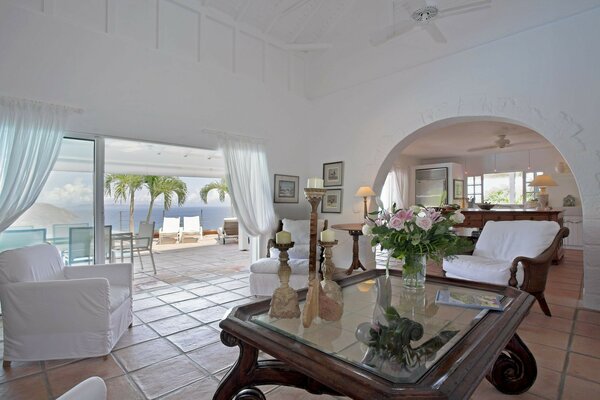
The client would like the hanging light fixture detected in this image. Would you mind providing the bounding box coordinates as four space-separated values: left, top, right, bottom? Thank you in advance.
528 151 532 170
464 158 468 175
494 154 497 173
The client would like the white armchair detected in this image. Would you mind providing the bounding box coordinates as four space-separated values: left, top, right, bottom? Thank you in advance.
249 218 327 296
58 377 107 400
443 220 569 316
0 243 133 365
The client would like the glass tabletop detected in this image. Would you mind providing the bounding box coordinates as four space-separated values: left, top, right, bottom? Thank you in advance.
252 276 510 384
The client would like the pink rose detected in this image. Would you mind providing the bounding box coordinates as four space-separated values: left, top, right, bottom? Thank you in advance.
416 216 433 231
388 215 405 230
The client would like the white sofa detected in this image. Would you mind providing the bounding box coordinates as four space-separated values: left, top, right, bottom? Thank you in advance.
443 220 568 316
249 218 326 296
0 243 133 364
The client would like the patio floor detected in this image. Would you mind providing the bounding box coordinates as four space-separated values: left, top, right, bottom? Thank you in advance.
0 246 599 399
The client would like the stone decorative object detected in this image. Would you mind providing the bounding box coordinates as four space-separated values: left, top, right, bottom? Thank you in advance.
302 187 326 328
269 242 300 319
563 194 576 207
318 240 343 321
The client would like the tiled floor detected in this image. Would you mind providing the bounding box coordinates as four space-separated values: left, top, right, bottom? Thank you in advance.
0 245 598 399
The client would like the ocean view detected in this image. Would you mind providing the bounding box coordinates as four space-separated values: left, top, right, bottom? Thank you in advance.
70 204 234 232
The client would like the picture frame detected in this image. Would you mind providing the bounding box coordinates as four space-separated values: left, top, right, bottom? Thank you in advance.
321 189 343 213
323 161 344 187
453 179 464 200
274 174 299 203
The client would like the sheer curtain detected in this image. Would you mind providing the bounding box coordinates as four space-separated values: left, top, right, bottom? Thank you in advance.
218 133 277 260
0 97 74 232
381 165 410 210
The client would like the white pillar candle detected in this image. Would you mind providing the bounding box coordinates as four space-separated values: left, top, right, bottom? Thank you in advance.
275 230 292 244
320 229 335 242
307 177 324 188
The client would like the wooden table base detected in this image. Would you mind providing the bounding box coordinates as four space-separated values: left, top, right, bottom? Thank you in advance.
213 331 536 399
346 228 366 275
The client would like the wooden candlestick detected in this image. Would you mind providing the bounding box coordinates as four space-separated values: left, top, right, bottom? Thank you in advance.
269 242 300 319
302 187 326 328
318 240 343 321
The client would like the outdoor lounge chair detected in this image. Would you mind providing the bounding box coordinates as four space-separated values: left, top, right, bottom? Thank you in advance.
443 220 569 316
159 217 181 244
217 218 238 244
181 216 203 243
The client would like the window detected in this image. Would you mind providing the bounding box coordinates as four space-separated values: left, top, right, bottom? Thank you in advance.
483 172 523 204
525 171 544 201
466 176 482 203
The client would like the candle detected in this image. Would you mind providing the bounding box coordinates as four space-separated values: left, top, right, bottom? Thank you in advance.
275 230 292 244
307 177 324 188
320 229 335 242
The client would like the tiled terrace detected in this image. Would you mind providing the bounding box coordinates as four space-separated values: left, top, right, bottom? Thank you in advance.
0 245 599 399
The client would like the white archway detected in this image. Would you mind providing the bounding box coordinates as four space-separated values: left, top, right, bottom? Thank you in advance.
369 96 598 310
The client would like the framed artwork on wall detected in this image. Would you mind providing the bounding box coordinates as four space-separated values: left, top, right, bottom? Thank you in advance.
274 174 299 203
322 189 343 213
453 179 464 200
323 161 344 187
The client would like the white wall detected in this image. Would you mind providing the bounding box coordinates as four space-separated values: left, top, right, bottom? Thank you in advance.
309 8 600 309
0 0 313 224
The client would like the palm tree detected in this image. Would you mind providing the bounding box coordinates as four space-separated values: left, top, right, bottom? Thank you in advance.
105 174 144 232
144 176 188 222
200 178 229 204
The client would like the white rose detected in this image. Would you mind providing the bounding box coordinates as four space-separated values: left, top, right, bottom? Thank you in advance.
362 224 373 236
450 211 465 224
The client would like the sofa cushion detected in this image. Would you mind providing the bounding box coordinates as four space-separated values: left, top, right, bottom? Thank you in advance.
270 244 311 260
249 258 309 275
473 220 560 261
0 243 64 284
443 255 524 286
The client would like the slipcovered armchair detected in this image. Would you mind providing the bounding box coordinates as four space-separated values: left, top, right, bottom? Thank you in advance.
443 220 569 317
0 243 133 366
249 218 329 296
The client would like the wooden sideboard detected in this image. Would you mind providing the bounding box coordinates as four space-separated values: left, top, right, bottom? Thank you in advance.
456 209 564 263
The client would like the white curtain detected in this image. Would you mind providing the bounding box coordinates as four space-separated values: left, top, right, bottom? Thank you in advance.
381 165 410 210
0 97 73 232
218 133 277 258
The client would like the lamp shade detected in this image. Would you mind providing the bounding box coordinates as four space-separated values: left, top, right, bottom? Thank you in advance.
529 175 558 187
355 186 376 197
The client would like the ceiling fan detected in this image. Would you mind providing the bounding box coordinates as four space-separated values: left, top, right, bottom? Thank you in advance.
370 0 492 46
467 134 541 153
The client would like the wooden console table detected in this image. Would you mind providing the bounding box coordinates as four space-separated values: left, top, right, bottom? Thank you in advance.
214 271 537 400
456 209 564 263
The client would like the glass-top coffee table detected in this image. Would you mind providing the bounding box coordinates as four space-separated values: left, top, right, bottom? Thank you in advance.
214 270 536 400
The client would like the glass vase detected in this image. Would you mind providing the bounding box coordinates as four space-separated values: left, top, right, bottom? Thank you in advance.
402 254 427 289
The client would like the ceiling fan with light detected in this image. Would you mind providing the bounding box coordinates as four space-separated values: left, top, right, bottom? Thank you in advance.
467 133 541 153
371 0 492 46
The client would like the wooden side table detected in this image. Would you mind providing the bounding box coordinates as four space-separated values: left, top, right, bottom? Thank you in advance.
331 223 366 275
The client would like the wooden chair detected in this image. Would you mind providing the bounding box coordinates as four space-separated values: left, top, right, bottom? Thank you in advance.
218 218 239 244
443 220 569 316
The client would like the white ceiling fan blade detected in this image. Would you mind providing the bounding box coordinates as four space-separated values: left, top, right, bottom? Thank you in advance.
401 0 428 14
467 145 497 152
438 0 491 14
438 5 491 19
370 20 416 46
423 22 447 43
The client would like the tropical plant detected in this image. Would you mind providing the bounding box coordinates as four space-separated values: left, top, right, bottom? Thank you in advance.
144 176 188 222
104 174 144 232
200 178 229 204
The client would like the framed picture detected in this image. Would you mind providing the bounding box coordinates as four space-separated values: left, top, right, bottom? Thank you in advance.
274 174 299 203
453 179 464 200
321 189 343 213
323 161 344 187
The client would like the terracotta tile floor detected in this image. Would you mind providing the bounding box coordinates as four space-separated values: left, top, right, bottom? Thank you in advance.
0 245 599 399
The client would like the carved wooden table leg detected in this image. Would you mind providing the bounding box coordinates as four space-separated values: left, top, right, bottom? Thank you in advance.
213 330 341 400
346 229 366 275
486 334 537 395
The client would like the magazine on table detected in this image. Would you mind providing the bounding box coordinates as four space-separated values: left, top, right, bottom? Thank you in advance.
435 289 505 311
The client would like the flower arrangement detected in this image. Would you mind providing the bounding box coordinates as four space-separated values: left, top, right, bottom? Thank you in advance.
363 205 472 287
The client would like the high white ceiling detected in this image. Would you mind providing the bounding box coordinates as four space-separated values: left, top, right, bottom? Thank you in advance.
401 121 552 158
204 0 600 97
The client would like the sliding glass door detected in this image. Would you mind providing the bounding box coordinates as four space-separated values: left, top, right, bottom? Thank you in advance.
0 136 105 265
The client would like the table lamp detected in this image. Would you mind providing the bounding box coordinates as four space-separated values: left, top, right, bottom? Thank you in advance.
529 175 558 210
355 186 376 219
